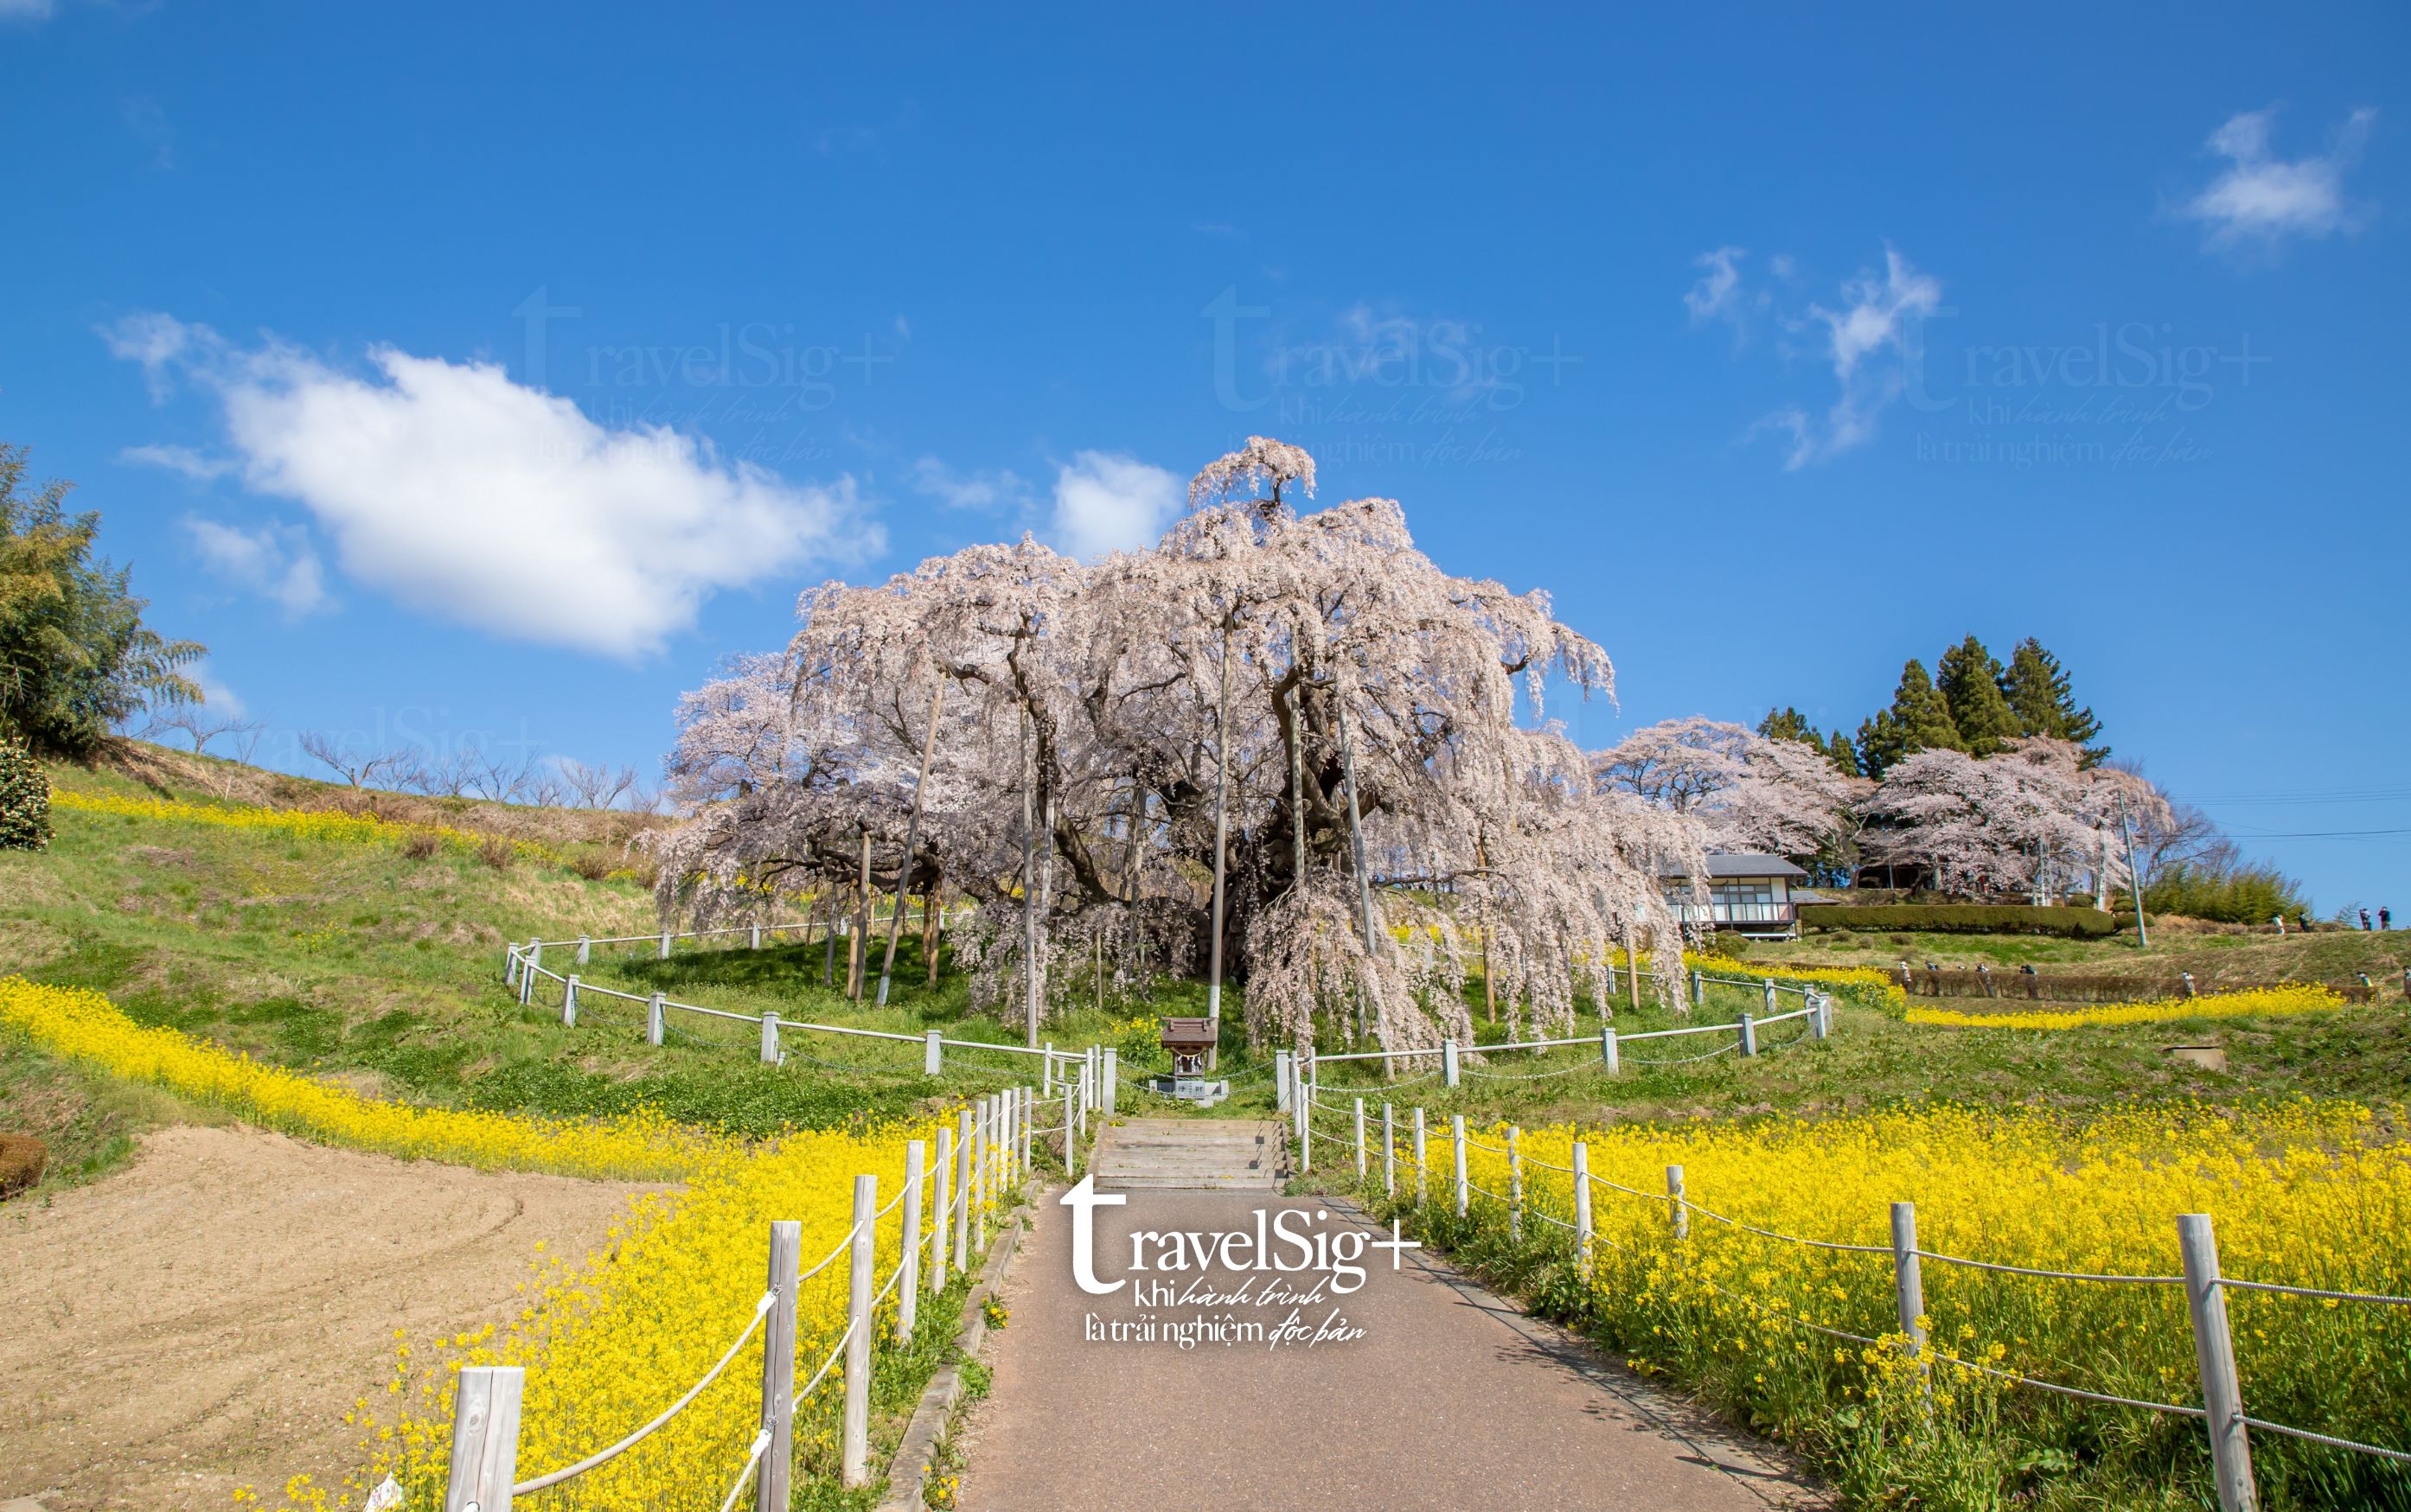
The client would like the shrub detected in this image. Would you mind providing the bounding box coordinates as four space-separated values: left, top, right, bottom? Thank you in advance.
567 847 615 882
0 740 50 849
0 1132 45 1197
476 835 514 871
399 830 441 860
1800 903 2119 938
2146 861 2311 925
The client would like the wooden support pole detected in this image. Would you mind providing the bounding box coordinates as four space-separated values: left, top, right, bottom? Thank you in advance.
952 1109 973 1273
931 1127 953 1292
756 1221 799 1512
840 1176 875 1488
442 1365 523 1512
1508 1126 1523 1241
1382 1102 1396 1196
2180 1214 2256 1512
1451 1114 1468 1217
897 1143 924 1343
1666 1164 1688 1240
647 992 664 1047
1353 1097 1367 1181
1572 1142 1594 1274
1412 1107 1428 1205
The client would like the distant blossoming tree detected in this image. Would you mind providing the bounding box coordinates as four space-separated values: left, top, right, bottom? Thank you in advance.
1858 737 2168 900
1596 717 1869 868
649 437 1703 1052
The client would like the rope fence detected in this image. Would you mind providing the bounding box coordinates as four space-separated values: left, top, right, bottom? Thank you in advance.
1292 1084 2409 1512
437 1069 1093 1511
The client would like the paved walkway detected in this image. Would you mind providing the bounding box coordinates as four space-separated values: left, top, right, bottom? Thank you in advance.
956 1124 1825 1510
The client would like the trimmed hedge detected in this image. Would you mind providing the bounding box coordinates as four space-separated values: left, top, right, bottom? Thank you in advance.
1799 903 2120 938
0 741 48 851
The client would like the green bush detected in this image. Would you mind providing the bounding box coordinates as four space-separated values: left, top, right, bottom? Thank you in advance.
0 740 48 850
1799 903 2119 938
2145 863 2309 925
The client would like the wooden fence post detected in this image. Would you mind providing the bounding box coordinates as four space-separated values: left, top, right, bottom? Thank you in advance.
1382 1102 1396 1197
562 975 579 1028
2179 1213 2257 1512
751 922 762 950
1063 1080 1077 1175
1442 1038 1460 1088
759 1011 779 1065
1102 1049 1117 1115
1412 1107 1428 1205
646 992 664 1047
442 1365 523 1512
1762 977 1777 1018
1043 1043 1054 1096
1738 1012 1756 1057
1276 1050 1293 1113
897 1143 924 1342
1690 967 1704 1009
952 1109 973 1273
1508 1126 1523 1241
756 1221 799 1512
1890 1201 1930 1407
1601 1025 1619 1075
841 1176 875 1488
1353 1098 1367 1181
922 1030 941 1075
1808 990 1828 1041
1666 1164 1687 1240
1572 1142 1593 1274
969 1100 988 1255
576 935 590 966
1451 1114 1468 1217
931 1126 953 1292
1020 1084 1033 1177
658 929 671 960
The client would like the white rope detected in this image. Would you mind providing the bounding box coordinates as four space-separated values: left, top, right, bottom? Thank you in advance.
1913 1249 2182 1286
715 1428 774 1512
512 1289 775 1493
2242 1415 2411 1464
798 1319 854 1400
2222 1277 2411 1307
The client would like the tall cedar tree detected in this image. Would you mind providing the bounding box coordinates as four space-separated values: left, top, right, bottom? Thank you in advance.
1855 659 1960 779
1760 705 1864 778
1936 635 2021 756
2000 637 2107 764
0 444 203 756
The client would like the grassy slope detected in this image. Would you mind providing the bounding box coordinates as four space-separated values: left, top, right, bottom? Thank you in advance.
1775 916 2411 987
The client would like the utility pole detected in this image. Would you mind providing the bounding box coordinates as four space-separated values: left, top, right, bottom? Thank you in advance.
2117 793 2150 950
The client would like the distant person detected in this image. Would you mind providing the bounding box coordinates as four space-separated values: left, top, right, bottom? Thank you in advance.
2384 907 2394 931
2299 913 2311 934
2361 909 2374 932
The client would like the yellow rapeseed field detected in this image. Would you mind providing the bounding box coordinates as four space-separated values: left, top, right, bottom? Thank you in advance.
1906 982 2347 1030
48 786 570 865
304 1113 960 1510
1389 1099 2411 1502
0 977 721 1179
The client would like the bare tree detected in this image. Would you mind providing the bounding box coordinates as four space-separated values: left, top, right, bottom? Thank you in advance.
299 730 409 791
412 743 483 799
472 750 531 803
560 758 636 810
143 701 262 759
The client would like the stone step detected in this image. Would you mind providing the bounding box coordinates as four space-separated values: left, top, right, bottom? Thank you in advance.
1090 1119 1288 1190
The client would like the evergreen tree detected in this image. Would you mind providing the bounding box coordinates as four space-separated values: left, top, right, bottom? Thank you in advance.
1823 729 1864 778
2000 637 2107 764
1936 634 2020 756
1855 659 1960 779
0 444 203 756
1756 705 1818 745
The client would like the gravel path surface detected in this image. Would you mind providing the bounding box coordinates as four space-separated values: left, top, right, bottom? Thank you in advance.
0 1126 652 1511
956 1178 1826 1510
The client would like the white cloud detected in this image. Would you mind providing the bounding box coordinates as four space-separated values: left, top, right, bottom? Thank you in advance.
1683 246 1748 325
183 517 330 618
1763 246 1943 469
121 442 237 481
2181 106 2376 252
1050 451 1180 558
108 313 878 658
910 456 1030 512
0 0 55 22
101 311 195 400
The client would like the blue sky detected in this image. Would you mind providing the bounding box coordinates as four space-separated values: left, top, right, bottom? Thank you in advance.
3 4 2404 909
